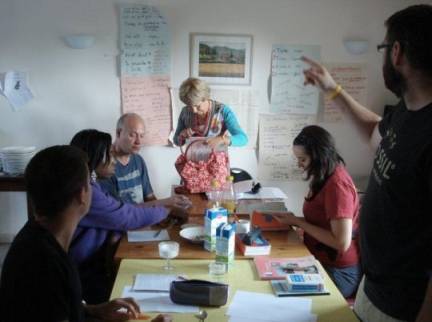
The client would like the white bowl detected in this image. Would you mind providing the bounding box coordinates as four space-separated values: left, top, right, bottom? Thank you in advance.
180 223 201 230
0 146 36 154
179 226 205 244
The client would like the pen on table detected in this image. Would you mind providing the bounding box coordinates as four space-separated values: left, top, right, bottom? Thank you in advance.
153 229 162 238
166 218 178 230
153 218 177 238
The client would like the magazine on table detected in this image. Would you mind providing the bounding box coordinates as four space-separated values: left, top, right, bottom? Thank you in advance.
254 255 322 280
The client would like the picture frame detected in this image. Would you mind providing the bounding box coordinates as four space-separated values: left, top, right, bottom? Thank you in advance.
190 33 253 85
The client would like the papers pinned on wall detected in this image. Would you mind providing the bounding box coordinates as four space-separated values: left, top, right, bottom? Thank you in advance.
270 44 321 115
258 114 316 181
323 63 367 123
119 5 172 146
119 5 170 77
121 75 172 145
0 71 34 110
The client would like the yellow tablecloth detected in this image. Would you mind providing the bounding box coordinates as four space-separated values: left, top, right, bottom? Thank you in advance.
111 259 359 322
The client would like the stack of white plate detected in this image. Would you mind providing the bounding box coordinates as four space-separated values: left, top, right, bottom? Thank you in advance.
0 146 37 174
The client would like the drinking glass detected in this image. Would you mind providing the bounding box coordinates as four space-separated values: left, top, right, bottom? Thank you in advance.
158 241 179 270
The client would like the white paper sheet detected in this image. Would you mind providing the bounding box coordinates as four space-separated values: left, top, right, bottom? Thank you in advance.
270 45 321 115
119 5 172 146
127 230 170 242
323 63 367 123
226 290 316 322
120 5 170 76
132 274 179 292
258 114 316 181
121 75 172 146
2 71 34 110
237 187 288 200
122 285 199 313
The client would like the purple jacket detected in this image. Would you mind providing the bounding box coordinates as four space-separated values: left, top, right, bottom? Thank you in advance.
69 182 168 265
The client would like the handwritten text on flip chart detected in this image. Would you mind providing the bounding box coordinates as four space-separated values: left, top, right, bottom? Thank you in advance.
258 114 316 181
270 45 321 115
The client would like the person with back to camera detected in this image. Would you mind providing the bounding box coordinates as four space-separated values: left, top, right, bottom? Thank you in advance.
272 125 361 298
0 145 171 322
299 5 432 321
173 77 248 148
70 129 188 304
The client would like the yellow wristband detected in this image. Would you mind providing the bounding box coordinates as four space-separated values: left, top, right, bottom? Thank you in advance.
328 84 343 100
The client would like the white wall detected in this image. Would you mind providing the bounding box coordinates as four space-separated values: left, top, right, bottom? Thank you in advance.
1 0 427 240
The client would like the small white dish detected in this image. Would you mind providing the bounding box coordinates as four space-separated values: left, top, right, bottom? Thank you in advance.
180 223 201 229
179 226 205 244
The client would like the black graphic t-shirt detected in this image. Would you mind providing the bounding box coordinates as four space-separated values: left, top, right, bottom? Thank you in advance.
361 100 432 320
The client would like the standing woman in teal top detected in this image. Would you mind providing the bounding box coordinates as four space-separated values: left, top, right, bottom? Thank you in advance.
173 77 248 148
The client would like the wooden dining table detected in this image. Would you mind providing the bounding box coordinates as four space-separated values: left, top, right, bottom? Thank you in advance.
111 259 359 322
111 191 359 322
114 192 310 265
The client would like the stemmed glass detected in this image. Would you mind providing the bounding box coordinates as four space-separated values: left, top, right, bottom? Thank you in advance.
158 241 179 270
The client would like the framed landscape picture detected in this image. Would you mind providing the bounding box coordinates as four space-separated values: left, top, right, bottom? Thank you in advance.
190 33 252 85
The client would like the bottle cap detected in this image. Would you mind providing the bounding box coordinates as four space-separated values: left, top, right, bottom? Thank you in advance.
211 179 220 188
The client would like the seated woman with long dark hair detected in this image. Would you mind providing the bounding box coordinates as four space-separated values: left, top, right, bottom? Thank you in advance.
272 125 361 298
70 129 187 304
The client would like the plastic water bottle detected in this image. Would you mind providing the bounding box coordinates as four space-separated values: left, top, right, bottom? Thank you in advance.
222 175 236 216
205 179 228 252
208 179 222 208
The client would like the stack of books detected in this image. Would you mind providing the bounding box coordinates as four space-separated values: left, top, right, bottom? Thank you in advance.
254 255 330 296
254 255 320 280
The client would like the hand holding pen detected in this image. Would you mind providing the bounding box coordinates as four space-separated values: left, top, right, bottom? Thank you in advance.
154 217 179 238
